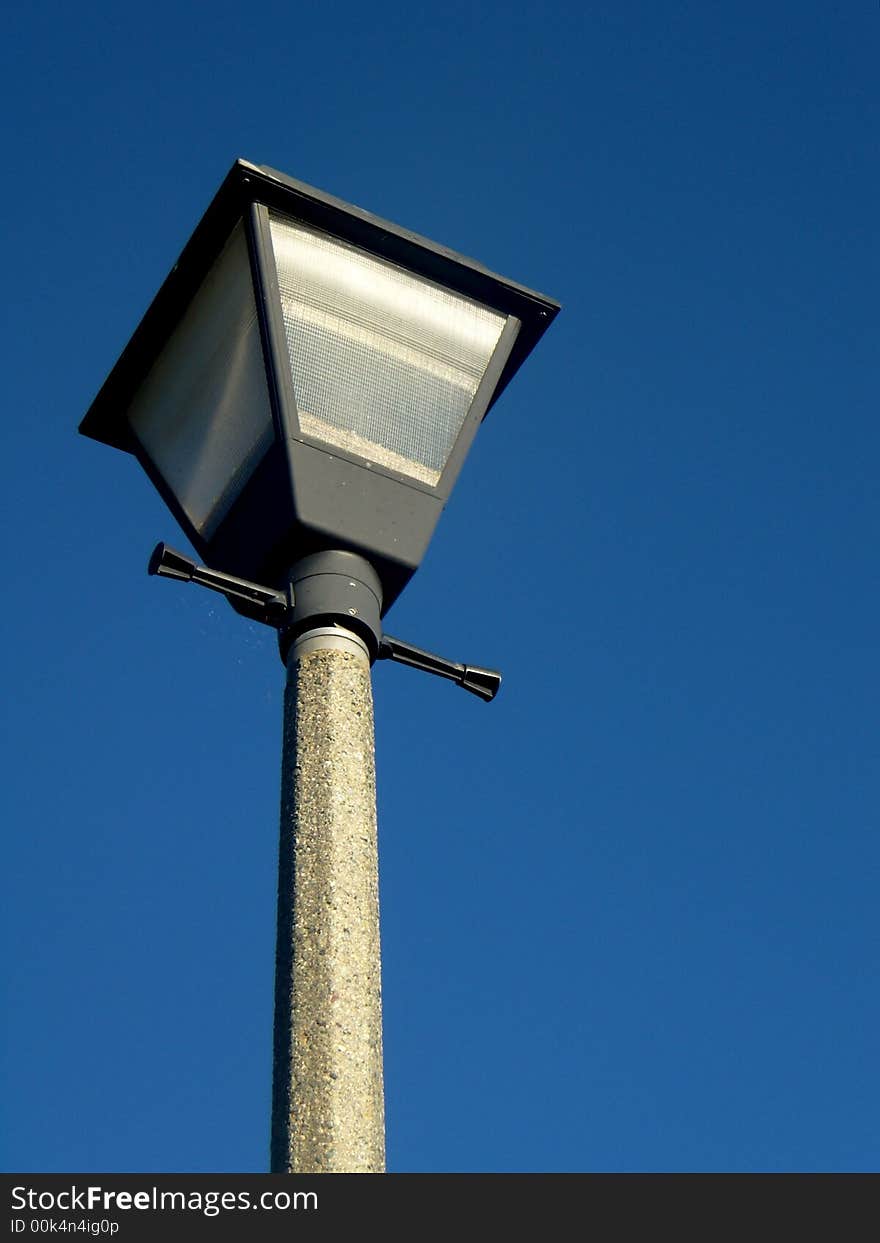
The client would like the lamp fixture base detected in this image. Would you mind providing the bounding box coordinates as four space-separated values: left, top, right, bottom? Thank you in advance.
148 542 501 702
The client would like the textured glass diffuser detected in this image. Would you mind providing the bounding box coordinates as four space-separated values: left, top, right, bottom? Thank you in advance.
127 223 274 537
268 212 507 486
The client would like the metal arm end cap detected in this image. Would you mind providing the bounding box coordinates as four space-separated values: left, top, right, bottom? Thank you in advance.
148 542 198 581
461 666 502 702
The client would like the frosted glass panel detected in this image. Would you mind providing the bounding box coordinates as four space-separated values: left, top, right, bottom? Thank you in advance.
268 212 506 486
127 222 274 537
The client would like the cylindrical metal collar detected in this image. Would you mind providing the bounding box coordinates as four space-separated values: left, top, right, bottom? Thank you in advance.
290 625 371 668
278 550 383 667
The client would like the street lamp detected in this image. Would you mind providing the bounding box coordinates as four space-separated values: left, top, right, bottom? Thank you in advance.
79 159 559 1172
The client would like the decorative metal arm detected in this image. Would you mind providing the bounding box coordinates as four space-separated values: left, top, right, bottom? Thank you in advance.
377 635 501 702
149 543 289 623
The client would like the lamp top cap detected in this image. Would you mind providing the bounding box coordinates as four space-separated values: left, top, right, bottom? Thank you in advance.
236 158 560 309
79 157 560 454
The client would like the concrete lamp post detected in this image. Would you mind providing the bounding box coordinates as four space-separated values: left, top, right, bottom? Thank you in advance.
79 159 559 1173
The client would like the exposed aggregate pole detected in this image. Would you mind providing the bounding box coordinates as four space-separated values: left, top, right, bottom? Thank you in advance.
270 628 385 1173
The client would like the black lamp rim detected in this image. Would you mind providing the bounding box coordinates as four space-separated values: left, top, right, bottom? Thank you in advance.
247 160 561 311
78 157 560 454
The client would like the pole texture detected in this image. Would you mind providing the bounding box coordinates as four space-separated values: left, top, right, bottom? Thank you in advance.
271 632 385 1173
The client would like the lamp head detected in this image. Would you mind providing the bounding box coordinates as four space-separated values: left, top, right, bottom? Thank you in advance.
79 160 559 612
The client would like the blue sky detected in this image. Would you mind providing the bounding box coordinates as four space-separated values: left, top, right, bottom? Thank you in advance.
2 1 877 1172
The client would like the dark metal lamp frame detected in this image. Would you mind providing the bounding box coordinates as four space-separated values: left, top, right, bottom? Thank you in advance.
79 159 560 610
